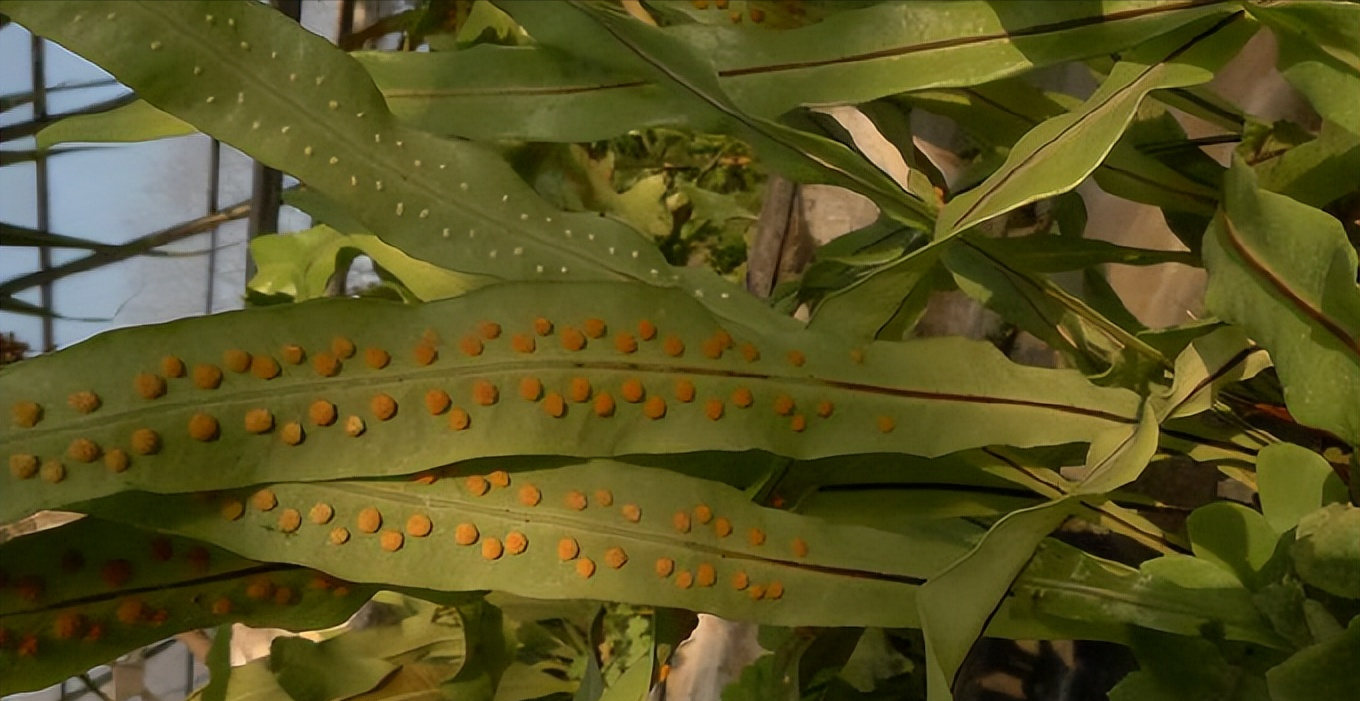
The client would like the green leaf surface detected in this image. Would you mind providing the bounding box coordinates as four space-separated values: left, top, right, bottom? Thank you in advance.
247 224 488 303
1248 0 1360 135
917 498 1076 701
0 520 377 695
1266 615 1360 701
0 281 1140 523
1077 405 1159 495
1290 504 1360 599
1155 326 1271 421
980 234 1199 272
1187 501 1281 589
1203 160 1360 446
1257 443 1348 534
271 636 397 701
1 0 676 286
35 98 196 149
935 13 1254 239
1254 120 1360 208
353 2 1235 141
1110 630 1273 701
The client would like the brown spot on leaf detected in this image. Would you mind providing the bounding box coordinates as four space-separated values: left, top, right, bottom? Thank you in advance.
357 507 382 533
280 422 304 445
220 499 245 521
244 408 274 434
714 517 732 538
791 414 807 432
312 352 341 377
740 343 760 362
702 336 724 359
413 342 438 366
787 350 806 367
370 393 398 420
60 550 85 574
850 348 865 364
252 489 278 512
130 428 160 455
150 538 173 562
364 347 390 369
68 391 101 414
11 401 42 428
135 372 167 399
40 459 65 483
473 379 499 406
211 597 232 615
223 349 252 373
425 389 452 415
278 508 302 533
101 559 133 588
251 355 280 380
281 344 305 365
332 336 356 359
189 413 220 441
791 538 809 558
117 599 145 624
560 326 587 351
245 577 274 601
9 453 38 479
310 503 334 525
67 438 100 463
594 391 616 417
621 379 645 403
162 355 187 377
466 475 490 496
877 415 896 433
455 522 479 546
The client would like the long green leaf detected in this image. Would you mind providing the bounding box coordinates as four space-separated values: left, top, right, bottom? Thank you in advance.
1 0 673 285
352 2 1235 141
36 98 196 148
935 12 1255 239
0 280 1139 523
0 518 378 695
1203 160 1360 446
1247 0 1360 136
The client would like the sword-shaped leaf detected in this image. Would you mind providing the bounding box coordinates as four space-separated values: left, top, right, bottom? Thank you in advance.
0 0 673 284
0 518 378 695
0 281 1140 523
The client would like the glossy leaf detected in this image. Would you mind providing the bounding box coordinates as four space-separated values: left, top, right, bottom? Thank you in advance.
936 13 1255 239
0 519 378 695
1290 504 1360 599
1257 443 1348 535
0 281 1140 523
35 98 195 149
919 499 1077 700
1203 160 1360 446
1248 0 1360 135
1 0 675 285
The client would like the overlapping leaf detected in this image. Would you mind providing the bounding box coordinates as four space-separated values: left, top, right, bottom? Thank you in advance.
0 518 378 695
0 280 1139 523
1 0 674 285
1203 160 1360 446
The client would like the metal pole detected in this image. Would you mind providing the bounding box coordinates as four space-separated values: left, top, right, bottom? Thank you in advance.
244 0 302 281
30 34 53 351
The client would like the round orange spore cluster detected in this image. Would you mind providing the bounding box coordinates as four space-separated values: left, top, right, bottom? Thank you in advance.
194 364 223 389
11 400 42 428
251 355 280 380
68 391 101 414
583 318 607 339
674 379 696 403
131 428 160 455
533 317 553 336
460 335 484 357
542 392 566 418
188 413 219 441
472 380 498 406
356 507 382 533
637 320 657 341
162 355 187 377
244 408 274 434
425 389 451 415
505 531 528 555
455 522 479 546
310 400 337 426
704 399 724 420
662 335 685 357
448 407 471 430
621 379 645 403
67 438 101 463
364 348 390 369
281 422 304 445
605 546 628 569
104 449 131 473
281 344 306 365
312 352 341 377
512 333 536 353
732 387 753 408
413 342 438 366
569 377 592 402
643 396 667 419
594 392 616 417
370 393 398 421
560 327 587 351
331 336 356 359
223 349 252 373
478 321 502 340
135 373 167 399
557 537 579 560
614 333 637 354
519 377 542 401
